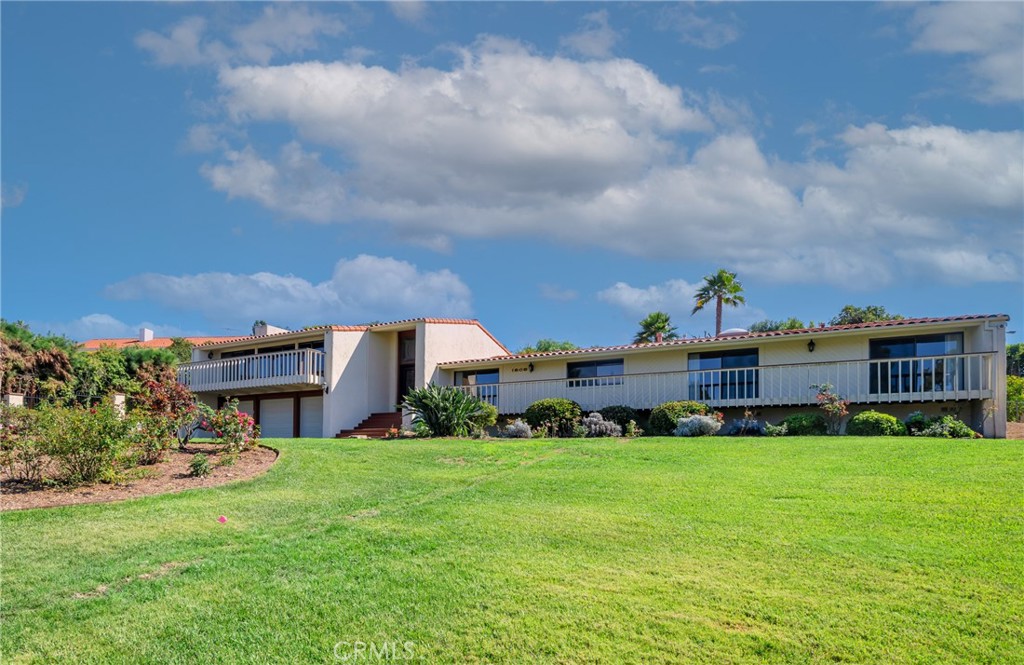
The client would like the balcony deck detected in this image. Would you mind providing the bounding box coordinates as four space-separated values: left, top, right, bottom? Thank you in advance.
177 349 326 393
456 352 996 415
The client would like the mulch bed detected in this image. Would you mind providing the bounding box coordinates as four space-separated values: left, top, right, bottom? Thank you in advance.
0 443 278 512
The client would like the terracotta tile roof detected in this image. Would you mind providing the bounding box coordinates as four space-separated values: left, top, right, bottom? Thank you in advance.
437 314 1008 366
194 318 510 354
80 335 244 350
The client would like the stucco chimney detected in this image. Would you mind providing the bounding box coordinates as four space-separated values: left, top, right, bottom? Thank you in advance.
655 332 663 343
254 323 289 337
139 328 154 342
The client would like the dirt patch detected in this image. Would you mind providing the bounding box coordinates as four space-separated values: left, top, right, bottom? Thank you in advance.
1006 421 1024 440
72 560 196 599
1 443 277 512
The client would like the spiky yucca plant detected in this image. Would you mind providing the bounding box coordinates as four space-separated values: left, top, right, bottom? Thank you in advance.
400 385 488 437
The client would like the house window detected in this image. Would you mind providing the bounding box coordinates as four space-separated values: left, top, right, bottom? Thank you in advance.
687 348 759 401
566 359 624 387
456 369 499 405
869 333 964 394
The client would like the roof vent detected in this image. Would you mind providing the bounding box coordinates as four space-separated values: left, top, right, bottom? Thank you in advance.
718 328 748 337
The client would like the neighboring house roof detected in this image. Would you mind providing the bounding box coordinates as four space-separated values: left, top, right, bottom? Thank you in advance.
194 318 511 354
437 314 1009 367
80 336 244 350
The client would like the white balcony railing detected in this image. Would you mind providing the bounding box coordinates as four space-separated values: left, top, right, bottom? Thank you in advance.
456 353 996 415
177 349 326 393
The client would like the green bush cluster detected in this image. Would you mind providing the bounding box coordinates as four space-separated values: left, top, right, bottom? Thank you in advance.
523 398 583 437
913 414 977 439
189 453 212 478
780 413 828 436
598 405 638 429
846 410 907 436
648 401 711 436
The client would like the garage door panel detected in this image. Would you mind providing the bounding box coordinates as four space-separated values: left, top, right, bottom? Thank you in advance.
260 398 293 438
300 396 323 438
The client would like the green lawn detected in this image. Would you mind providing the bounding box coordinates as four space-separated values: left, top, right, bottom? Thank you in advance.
3 437 1022 664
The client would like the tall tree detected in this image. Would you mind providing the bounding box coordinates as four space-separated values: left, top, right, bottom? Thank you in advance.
168 337 194 364
691 269 746 336
829 305 903 326
749 317 805 332
634 312 679 344
517 339 579 354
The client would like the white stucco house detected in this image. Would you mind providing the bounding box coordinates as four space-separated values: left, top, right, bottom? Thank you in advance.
177 314 1010 438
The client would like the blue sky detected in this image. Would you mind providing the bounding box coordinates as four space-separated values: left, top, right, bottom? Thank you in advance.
3 1 1022 351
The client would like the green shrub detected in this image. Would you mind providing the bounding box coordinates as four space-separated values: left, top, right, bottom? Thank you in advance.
917 415 977 439
1008 375 1024 421
598 405 638 429
402 385 488 437
39 400 134 484
764 422 788 437
0 404 46 482
523 398 582 437
648 401 711 436
781 413 828 436
470 401 498 434
624 420 642 438
905 411 932 435
846 410 907 436
189 453 211 478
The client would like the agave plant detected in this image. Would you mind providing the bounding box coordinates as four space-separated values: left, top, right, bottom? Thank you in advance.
400 384 488 437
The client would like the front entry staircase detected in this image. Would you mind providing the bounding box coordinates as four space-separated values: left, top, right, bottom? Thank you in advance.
335 412 402 438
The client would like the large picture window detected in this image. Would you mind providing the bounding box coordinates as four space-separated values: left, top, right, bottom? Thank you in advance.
566 359 623 387
687 348 759 401
869 333 964 394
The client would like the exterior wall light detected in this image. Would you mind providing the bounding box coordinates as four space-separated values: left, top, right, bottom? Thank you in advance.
807 340 816 353
528 363 534 372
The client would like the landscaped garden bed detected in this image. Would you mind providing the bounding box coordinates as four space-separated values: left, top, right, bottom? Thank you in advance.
1 442 277 512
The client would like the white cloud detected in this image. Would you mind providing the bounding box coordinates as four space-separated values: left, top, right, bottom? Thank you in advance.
105 255 473 326
31 314 196 342
389 1 428 26
181 124 228 153
658 7 740 50
200 142 347 222
539 284 578 302
136 6 343 68
186 34 1020 287
910 2 1023 103
1 182 27 208
560 10 620 59
597 279 765 332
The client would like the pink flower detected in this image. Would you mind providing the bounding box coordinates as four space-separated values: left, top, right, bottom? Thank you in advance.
218 516 227 524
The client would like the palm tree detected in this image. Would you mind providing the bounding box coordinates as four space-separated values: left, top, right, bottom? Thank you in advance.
633 311 679 344
691 269 746 336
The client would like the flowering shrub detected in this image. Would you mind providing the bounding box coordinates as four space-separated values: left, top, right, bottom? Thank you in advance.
383 426 401 440
674 415 722 437
581 412 622 438
204 399 259 454
811 383 849 435
915 414 978 439
133 365 201 448
764 422 788 437
497 419 532 438
624 420 642 438
131 411 178 465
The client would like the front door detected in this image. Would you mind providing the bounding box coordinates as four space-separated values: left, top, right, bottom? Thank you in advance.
397 365 415 410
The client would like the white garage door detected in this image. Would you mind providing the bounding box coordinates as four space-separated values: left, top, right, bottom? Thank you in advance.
300 396 323 438
260 398 293 438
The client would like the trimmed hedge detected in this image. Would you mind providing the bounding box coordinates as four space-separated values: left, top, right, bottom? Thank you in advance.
780 413 827 436
846 410 907 436
523 398 582 437
648 401 711 436
598 405 638 429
